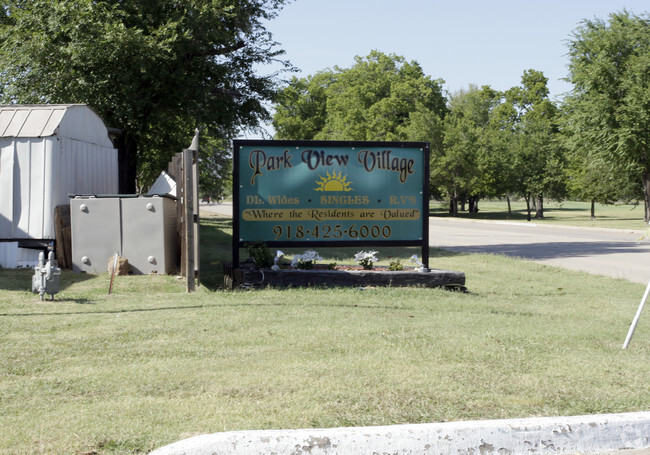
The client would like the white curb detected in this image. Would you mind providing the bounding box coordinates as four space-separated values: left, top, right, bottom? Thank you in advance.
150 411 650 454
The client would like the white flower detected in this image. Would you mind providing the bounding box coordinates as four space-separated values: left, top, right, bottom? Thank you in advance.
273 250 285 270
354 251 378 263
302 250 323 262
410 254 428 272
354 250 378 270
410 254 424 267
291 250 322 269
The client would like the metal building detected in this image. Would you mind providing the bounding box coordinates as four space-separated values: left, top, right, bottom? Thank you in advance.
0 104 118 268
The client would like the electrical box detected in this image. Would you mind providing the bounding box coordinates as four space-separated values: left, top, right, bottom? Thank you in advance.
70 195 177 275
121 197 178 274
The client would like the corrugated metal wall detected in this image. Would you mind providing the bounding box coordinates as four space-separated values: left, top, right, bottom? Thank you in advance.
54 137 118 208
0 136 117 242
0 138 51 239
0 241 40 268
0 138 48 240
0 139 15 238
14 138 48 239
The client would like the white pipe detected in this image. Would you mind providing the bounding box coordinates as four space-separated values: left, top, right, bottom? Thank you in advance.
622 278 650 349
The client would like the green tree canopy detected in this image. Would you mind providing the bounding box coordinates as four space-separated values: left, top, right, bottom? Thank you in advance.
0 0 289 191
494 70 565 220
564 10 650 220
272 51 447 144
561 100 641 218
433 85 503 215
198 135 233 201
271 70 336 140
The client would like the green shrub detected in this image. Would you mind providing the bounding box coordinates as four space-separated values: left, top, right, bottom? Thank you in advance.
244 242 274 268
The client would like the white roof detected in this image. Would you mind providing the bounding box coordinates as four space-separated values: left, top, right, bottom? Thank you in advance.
0 104 115 148
147 170 177 197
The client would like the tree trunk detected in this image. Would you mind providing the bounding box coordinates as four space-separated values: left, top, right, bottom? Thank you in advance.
460 198 466 212
506 195 512 216
525 195 532 221
590 198 596 220
468 195 479 213
114 133 138 194
449 191 459 217
535 194 544 219
643 170 650 223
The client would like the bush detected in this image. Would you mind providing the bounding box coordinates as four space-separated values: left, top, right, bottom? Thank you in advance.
245 242 274 269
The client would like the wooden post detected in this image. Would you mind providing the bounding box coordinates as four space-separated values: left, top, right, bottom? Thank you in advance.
168 153 183 274
108 252 118 295
165 146 198 291
54 205 72 270
183 148 195 292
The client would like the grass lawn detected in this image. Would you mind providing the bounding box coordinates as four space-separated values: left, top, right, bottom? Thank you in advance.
1 210 649 454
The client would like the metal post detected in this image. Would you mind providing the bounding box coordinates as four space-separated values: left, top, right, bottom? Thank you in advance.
622 278 650 349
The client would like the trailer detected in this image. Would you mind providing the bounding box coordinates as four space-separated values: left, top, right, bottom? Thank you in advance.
0 104 118 268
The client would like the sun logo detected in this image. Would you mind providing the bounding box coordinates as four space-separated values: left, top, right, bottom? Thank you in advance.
314 171 353 192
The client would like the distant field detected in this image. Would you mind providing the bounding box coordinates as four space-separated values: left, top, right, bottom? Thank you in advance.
1 213 649 454
430 199 648 230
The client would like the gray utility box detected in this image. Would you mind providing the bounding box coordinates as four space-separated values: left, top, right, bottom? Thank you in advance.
70 195 177 274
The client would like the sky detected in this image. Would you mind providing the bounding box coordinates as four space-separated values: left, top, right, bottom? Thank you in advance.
245 0 647 138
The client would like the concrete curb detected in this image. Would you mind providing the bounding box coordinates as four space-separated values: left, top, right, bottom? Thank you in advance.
150 411 650 454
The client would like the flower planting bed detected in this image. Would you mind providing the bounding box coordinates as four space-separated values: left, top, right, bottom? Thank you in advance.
227 265 466 291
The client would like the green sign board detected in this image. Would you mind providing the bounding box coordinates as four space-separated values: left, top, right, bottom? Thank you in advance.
233 140 430 266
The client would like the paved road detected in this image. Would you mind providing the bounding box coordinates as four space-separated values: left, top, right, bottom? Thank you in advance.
428 218 650 284
201 202 232 217
201 203 650 284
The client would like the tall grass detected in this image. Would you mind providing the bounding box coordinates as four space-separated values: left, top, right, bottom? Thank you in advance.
0 214 648 454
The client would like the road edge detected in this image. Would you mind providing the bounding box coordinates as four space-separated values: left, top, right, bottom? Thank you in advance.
149 411 650 454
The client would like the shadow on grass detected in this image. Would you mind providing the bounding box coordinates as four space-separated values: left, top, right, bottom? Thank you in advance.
0 303 211 317
199 215 233 291
436 240 650 260
430 210 531 222
0 299 413 318
430 203 646 225
0 268 96 292
429 246 464 258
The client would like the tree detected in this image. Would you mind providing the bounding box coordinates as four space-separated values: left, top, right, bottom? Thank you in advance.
565 147 640 218
561 101 641 218
272 70 336 140
564 10 650 221
433 85 502 215
198 136 233 201
495 70 565 220
0 0 289 192
272 51 447 145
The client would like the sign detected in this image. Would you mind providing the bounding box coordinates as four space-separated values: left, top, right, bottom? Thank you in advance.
233 140 430 267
